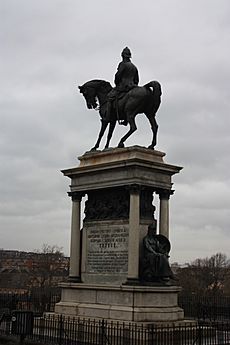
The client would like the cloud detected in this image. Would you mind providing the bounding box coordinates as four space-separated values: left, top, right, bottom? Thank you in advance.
0 0 229 263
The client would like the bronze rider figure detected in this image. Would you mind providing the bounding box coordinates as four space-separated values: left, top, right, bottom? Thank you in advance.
106 47 139 125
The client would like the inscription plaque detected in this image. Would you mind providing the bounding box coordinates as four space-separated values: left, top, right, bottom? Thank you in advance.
87 227 128 273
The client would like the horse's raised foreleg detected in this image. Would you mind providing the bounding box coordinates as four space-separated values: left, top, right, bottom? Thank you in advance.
104 120 116 149
147 114 158 149
118 116 137 148
90 120 108 151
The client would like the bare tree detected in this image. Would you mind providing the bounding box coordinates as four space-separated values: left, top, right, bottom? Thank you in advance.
177 253 230 296
29 244 69 288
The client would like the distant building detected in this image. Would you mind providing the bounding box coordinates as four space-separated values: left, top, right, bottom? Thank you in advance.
0 249 69 292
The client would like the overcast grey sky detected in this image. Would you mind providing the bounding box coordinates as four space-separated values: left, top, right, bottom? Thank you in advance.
1 0 230 263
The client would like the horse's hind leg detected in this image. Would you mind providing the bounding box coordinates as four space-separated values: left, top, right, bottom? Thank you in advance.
91 120 108 151
104 120 116 149
147 114 158 149
118 116 137 148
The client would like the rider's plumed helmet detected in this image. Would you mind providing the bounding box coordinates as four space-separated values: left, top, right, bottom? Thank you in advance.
121 47 132 58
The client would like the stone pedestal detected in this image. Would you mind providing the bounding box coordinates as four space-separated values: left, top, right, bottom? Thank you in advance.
55 283 184 322
56 146 183 323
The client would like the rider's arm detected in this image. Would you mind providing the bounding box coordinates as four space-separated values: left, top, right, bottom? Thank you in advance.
143 237 158 255
114 62 125 86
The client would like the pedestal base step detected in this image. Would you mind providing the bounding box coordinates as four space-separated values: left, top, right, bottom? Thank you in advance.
55 283 184 323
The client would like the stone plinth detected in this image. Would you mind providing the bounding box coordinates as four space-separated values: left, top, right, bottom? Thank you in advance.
62 146 182 192
55 283 184 323
58 146 184 324
62 146 182 285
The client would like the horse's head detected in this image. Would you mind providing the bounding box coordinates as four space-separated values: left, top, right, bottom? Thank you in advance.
79 80 112 111
78 83 98 110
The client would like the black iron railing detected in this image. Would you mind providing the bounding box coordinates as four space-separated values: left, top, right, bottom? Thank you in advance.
1 314 230 345
179 295 230 321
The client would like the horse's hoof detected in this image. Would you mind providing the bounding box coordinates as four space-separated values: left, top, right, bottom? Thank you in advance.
90 147 97 152
118 142 125 148
148 145 155 150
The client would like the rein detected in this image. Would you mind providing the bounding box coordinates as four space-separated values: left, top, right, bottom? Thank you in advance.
94 96 107 112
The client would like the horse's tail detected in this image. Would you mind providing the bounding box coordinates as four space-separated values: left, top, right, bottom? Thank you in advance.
144 81 162 96
144 81 162 113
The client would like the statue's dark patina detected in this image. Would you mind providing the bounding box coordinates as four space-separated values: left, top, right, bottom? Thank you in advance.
78 48 162 151
106 47 139 125
140 222 175 284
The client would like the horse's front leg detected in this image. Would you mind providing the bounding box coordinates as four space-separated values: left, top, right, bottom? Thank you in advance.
90 120 108 151
147 114 158 149
104 120 116 149
118 116 137 148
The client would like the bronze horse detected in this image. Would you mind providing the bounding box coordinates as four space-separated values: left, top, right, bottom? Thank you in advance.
78 79 161 151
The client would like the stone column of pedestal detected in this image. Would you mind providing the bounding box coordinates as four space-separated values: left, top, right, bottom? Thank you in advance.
158 189 171 239
68 192 83 282
126 185 140 284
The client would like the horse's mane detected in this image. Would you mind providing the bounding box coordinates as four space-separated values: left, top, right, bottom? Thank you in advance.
85 79 112 93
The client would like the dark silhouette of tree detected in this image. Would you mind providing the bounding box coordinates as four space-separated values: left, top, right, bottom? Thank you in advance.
28 244 69 288
177 253 230 296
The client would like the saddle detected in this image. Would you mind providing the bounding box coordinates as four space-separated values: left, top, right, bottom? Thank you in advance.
112 94 127 125
110 87 136 125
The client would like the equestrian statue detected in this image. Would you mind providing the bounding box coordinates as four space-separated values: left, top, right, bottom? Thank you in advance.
78 47 162 151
